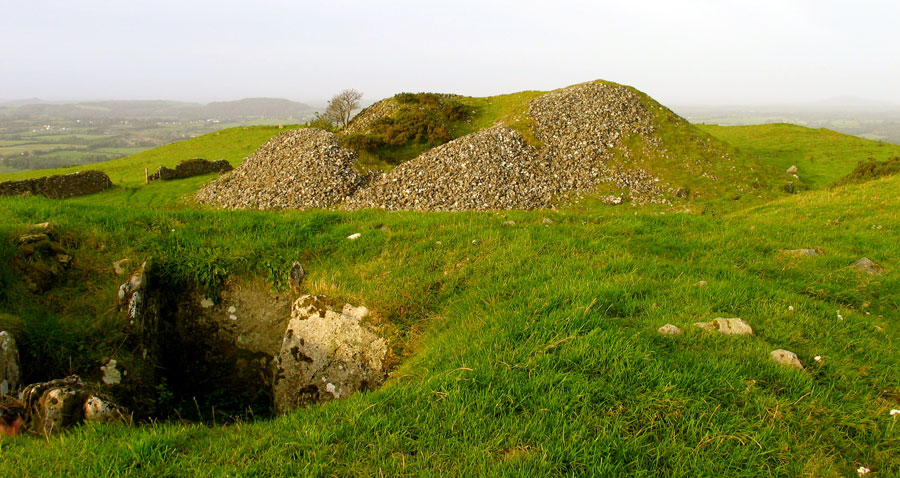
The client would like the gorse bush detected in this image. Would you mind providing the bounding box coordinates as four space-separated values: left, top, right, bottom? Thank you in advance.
341 93 471 165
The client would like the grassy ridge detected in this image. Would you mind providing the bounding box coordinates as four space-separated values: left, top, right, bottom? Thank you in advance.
699 123 900 188
0 173 897 475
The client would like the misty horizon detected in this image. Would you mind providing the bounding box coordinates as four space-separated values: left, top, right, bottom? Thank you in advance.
2 1 898 108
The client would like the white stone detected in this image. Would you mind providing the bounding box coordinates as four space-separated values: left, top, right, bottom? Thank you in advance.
347 233 361 240
657 324 683 335
770 349 804 370
200 298 214 308
100 359 122 385
693 318 753 336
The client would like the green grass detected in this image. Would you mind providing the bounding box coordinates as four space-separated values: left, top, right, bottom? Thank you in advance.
699 123 900 188
0 125 299 187
0 171 897 476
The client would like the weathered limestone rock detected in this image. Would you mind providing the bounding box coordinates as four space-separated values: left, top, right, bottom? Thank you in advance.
770 349 804 370
657 324 683 335
786 165 798 174
274 295 387 413
852 257 883 275
83 395 125 423
21 376 88 433
693 318 753 336
0 331 21 396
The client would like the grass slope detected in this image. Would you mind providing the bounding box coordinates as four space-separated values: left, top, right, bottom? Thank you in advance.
0 125 299 208
699 123 900 188
0 172 897 476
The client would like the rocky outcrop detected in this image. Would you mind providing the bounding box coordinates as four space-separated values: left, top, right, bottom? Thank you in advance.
0 170 112 199
274 295 387 414
148 158 232 181
195 128 366 210
0 332 21 396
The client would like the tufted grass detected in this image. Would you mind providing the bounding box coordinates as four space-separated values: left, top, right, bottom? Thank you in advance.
0 170 897 476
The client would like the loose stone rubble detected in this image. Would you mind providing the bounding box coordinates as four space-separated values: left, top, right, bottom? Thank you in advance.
273 295 387 414
195 128 366 210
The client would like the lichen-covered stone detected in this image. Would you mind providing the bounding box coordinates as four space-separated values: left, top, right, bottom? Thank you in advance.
693 318 753 336
274 295 387 413
770 349 804 370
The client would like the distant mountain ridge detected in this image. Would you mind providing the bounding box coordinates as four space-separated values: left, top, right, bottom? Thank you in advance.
0 98 315 120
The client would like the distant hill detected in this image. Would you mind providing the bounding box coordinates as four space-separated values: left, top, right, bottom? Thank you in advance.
0 98 315 120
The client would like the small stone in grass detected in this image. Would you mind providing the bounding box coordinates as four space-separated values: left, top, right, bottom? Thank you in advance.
657 324 682 335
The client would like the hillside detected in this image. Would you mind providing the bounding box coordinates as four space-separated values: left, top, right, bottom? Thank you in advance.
0 81 898 476
0 167 897 475
699 123 900 188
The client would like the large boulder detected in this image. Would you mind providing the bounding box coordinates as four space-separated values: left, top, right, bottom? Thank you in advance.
273 295 387 414
0 331 21 396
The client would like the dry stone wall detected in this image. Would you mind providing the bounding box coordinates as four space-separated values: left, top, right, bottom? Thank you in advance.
0 170 112 199
149 158 232 181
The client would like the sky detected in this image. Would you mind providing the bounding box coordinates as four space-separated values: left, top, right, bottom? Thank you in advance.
2 0 899 106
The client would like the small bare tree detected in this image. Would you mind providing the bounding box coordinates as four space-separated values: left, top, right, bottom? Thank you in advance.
323 89 363 128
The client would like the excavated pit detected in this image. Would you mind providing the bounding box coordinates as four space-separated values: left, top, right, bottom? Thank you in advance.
114 266 387 422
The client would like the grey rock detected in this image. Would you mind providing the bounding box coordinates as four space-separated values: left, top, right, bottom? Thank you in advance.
852 257 883 275
274 295 387 413
770 349 804 370
693 318 753 336
657 324 683 335
0 331 21 396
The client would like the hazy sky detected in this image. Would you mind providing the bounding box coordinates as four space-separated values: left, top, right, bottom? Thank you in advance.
2 0 898 106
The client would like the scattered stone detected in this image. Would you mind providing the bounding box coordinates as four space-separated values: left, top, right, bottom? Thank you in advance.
786 165 798 174
503 220 516 226
770 349 804 370
289 261 305 294
851 257 883 275
113 258 132 275
600 195 624 206
674 187 690 199
541 217 554 225
27 222 53 234
0 331 21 396
782 248 822 256
274 295 387 413
227 306 237 314
56 254 71 265
200 297 214 308
100 359 122 385
657 324 683 335
693 318 753 336
694 280 708 287
347 233 361 240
